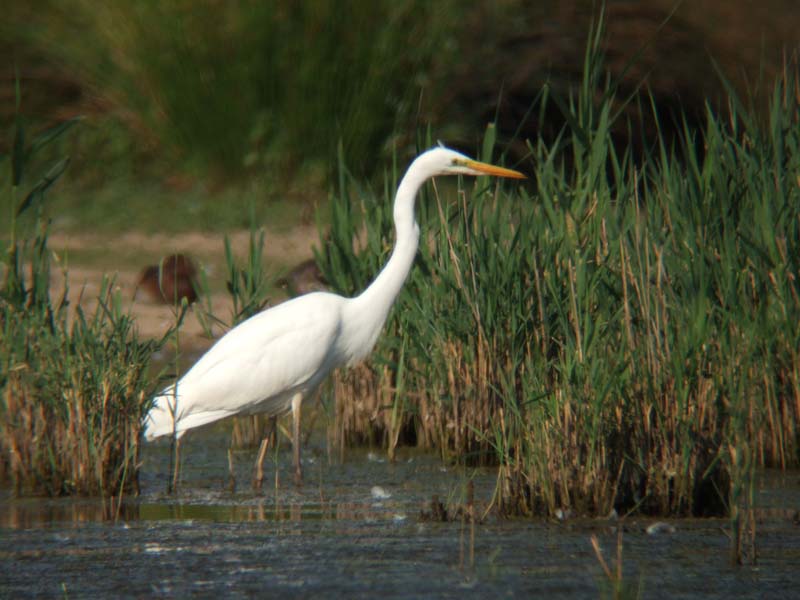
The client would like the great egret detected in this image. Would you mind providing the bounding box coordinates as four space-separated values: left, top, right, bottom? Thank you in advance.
143 146 525 487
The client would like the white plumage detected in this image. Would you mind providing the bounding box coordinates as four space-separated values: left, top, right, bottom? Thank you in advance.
145 293 345 439
143 146 525 484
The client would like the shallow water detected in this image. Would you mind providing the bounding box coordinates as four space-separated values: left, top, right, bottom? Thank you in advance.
1 429 799 598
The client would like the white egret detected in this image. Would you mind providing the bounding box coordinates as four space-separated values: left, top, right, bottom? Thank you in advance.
143 146 525 487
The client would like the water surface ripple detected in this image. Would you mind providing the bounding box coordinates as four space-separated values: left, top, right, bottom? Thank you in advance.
1 431 798 598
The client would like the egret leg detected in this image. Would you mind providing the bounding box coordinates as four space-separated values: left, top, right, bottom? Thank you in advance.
170 437 181 494
167 435 175 494
227 447 236 493
292 393 303 486
253 416 277 491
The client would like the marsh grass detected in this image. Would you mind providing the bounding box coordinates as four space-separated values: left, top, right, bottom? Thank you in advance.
317 48 800 525
1 275 160 496
0 103 164 496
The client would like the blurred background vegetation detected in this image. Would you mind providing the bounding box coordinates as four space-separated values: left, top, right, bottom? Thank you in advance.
2 1 798 535
2 0 798 232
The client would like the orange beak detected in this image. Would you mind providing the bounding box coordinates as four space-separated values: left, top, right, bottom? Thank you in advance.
464 159 526 179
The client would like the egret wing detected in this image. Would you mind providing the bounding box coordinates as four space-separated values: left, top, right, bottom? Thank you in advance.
170 293 344 421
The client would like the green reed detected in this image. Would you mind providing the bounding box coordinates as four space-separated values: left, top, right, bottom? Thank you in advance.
318 56 799 525
0 103 164 496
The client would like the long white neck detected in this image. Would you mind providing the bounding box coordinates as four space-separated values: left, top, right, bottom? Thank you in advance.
343 160 427 360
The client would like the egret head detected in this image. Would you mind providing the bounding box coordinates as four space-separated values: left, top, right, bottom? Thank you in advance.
416 146 526 180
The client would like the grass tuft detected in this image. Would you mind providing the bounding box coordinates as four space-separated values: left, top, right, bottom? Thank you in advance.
1 104 164 497
317 50 800 524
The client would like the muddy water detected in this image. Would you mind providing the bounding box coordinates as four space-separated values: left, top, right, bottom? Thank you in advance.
1 428 799 598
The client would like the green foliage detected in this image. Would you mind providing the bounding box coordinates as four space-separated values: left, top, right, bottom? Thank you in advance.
224 226 273 326
7 0 459 179
318 57 800 518
0 106 164 496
